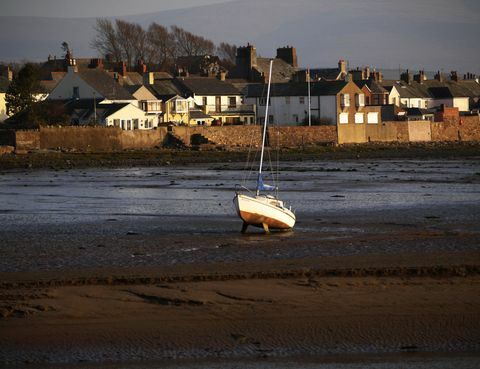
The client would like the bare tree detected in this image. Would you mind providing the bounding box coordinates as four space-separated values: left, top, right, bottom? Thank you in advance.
171 25 215 57
146 23 176 70
217 42 237 70
90 18 122 62
115 20 138 68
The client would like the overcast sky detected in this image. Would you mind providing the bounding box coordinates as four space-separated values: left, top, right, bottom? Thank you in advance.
2 0 232 18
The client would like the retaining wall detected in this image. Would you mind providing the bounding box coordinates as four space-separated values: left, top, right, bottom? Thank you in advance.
172 125 337 148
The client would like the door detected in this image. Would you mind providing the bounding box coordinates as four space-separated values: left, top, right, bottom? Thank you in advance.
215 96 221 113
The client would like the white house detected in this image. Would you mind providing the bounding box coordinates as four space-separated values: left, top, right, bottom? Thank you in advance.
48 66 136 104
67 100 154 130
245 80 366 126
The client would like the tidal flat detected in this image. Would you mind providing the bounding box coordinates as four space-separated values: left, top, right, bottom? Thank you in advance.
0 157 479 367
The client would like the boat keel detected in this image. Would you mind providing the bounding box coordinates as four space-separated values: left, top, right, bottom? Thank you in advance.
262 223 270 234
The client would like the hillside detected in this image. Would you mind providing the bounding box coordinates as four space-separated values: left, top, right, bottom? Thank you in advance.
0 0 478 73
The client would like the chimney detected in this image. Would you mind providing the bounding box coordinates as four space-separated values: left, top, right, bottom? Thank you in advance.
434 71 444 82
218 71 226 81
350 68 363 81
143 72 154 86
450 71 458 82
364 66 370 80
338 59 347 75
117 61 127 77
414 70 426 84
401 70 412 84
276 46 298 68
136 59 147 74
2 66 13 81
370 71 383 82
89 58 104 70
236 44 258 80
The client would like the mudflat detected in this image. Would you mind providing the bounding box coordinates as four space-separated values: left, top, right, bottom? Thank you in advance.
1 253 479 366
0 157 479 367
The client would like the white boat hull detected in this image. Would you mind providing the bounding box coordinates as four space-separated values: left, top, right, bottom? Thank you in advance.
234 194 296 230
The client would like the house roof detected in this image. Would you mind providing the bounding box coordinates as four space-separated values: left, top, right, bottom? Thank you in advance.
64 99 132 121
110 71 144 86
406 107 433 116
189 110 213 119
177 77 242 96
309 68 342 81
255 58 296 83
356 79 388 94
380 80 431 99
380 79 480 100
247 80 348 97
147 79 185 101
77 70 134 100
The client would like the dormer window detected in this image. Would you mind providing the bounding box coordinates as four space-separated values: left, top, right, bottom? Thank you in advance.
340 93 350 108
355 93 365 107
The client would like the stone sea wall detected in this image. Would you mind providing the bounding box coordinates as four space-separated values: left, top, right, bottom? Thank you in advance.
0 116 479 154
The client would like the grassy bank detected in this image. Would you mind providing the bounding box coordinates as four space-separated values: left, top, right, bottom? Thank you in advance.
1 141 479 170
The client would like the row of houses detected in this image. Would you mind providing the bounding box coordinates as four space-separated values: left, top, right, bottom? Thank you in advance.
1 44 479 130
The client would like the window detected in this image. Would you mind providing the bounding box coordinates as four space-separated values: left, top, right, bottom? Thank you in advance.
355 93 365 107
340 94 350 108
147 101 161 112
203 97 208 106
228 97 237 108
113 119 120 127
355 113 364 124
175 100 188 113
299 96 305 104
133 119 139 129
73 86 79 99
339 113 349 124
268 115 274 124
367 112 379 124
293 114 299 123
285 96 291 104
392 97 397 106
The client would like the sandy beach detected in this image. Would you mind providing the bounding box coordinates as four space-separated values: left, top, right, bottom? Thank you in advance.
0 156 479 367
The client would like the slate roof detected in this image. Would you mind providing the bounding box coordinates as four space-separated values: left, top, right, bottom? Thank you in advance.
189 110 213 119
380 79 480 100
108 71 143 86
380 80 431 99
309 68 342 81
177 77 242 96
64 99 131 121
356 79 388 94
147 79 185 101
247 80 347 97
255 58 296 83
77 70 134 100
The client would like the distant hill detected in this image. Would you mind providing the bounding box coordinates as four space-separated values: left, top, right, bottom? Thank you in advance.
0 0 478 73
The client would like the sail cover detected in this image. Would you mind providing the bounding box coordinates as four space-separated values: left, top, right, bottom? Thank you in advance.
257 174 276 192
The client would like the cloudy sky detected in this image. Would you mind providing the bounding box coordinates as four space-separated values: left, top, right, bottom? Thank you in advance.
2 0 232 17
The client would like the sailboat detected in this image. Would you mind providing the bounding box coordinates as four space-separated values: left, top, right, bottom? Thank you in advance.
233 60 296 234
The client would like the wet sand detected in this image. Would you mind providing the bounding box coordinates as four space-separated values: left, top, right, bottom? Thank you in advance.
0 254 479 367
0 157 479 367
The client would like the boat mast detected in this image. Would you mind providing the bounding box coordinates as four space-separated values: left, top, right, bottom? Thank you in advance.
257 59 274 196
307 68 312 127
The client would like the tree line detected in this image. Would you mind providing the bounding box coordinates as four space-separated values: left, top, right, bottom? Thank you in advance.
91 19 237 71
